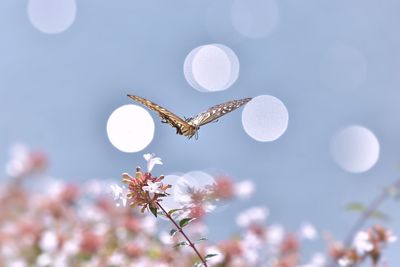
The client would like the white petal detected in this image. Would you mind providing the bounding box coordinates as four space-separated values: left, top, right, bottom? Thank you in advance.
39 230 58 253
338 257 352 267
110 184 122 198
234 180 255 199
299 222 318 240
388 235 398 243
147 157 163 172
143 153 153 161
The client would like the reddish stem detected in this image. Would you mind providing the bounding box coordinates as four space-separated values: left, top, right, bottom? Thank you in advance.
157 202 208 267
344 178 400 247
328 178 400 267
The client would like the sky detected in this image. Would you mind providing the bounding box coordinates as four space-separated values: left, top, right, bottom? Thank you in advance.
1 0 400 263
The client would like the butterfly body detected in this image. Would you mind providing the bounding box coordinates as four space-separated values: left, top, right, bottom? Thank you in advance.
127 95 251 139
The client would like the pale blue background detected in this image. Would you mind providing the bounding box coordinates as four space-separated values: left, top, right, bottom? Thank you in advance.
1 0 400 264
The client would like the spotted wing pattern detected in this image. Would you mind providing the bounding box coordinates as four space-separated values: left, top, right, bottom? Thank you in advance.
187 97 252 127
127 95 195 137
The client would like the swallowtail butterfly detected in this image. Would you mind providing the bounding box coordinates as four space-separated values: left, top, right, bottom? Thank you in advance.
127 95 252 139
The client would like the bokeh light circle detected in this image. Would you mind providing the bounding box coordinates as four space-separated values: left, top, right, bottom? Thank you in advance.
184 44 239 92
230 0 279 39
157 174 183 220
242 95 289 142
320 44 367 91
27 0 77 34
106 105 154 153
330 125 380 173
182 171 216 189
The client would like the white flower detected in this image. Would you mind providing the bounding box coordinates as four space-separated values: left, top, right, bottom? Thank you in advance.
142 181 163 194
110 184 128 207
8 260 28 267
267 224 285 246
234 180 255 199
143 153 163 172
353 231 373 254
386 230 397 243
236 206 268 228
62 238 80 256
338 256 353 267
36 253 52 266
108 252 127 265
6 143 29 177
299 222 318 240
299 253 326 267
39 230 58 253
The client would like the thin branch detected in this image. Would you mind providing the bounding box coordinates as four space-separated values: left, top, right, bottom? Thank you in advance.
157 202 208 267
328 178 400 267
343 178 400 247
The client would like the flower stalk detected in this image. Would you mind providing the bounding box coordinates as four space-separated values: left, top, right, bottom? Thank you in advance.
157 202 208 267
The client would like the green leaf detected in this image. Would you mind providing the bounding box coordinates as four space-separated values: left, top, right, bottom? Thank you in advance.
193 262 203 267
369 210 389 220
205 253 218 260
174 241 188 248
170 229 178 237
346 202 366 212
168 208 182 216
197 237 207 242
150 207 158 217
179 217 195 228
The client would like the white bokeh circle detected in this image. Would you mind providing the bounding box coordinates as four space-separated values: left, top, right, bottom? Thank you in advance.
242 95 289 142
106 105 155 153
320 44 367 91
230 0 279 39
27 0 77 34
159 174 183 212
330 125 380 173
184 44 239 92
182 171 216 189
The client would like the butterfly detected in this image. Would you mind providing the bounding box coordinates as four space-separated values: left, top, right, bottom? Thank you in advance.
127 94 252 139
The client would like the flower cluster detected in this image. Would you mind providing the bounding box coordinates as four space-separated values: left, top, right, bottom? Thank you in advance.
333 225 397 267
0 144 398 267
122 168 170 213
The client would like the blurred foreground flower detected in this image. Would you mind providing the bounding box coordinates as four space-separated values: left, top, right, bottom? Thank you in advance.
333 225 397 267
1 144 398 267
5 143 47 178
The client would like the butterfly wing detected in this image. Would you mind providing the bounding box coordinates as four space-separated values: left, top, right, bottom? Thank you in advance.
188 97 252 127
127 95 193 136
